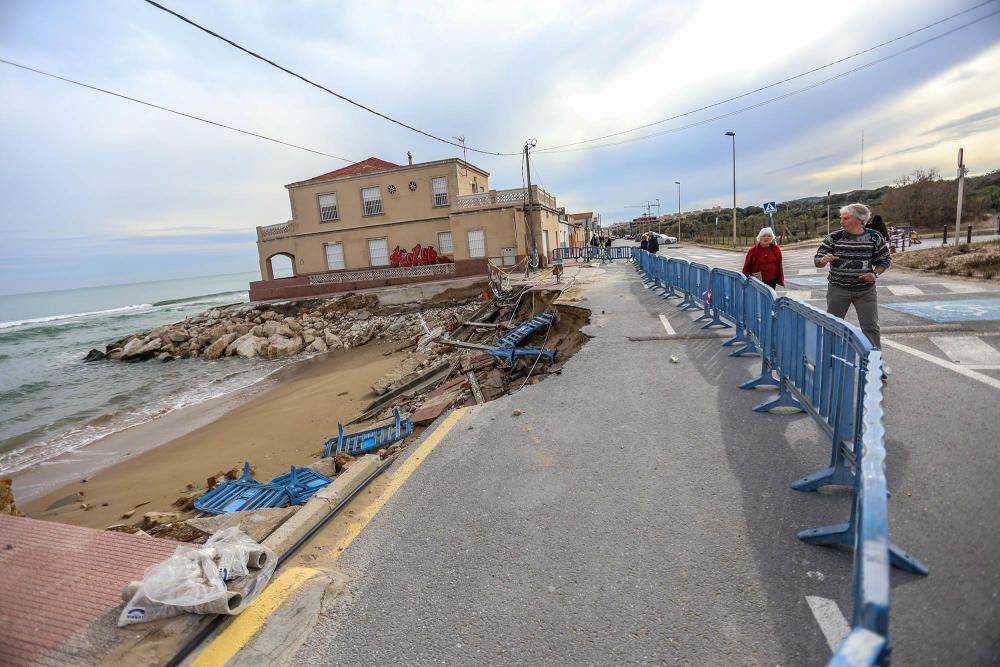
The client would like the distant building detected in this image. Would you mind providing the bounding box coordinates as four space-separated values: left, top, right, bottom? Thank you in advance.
566 212 595 245
251 156 562 300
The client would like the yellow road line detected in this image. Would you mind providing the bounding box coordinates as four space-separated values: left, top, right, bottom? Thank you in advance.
191 407 469 665
330 406 468 554
191 566 321 667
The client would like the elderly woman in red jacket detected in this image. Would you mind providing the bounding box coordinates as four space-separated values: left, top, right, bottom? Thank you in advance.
742 227 784 288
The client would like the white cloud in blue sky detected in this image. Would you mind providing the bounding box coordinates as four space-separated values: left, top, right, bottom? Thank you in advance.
1 0 998 294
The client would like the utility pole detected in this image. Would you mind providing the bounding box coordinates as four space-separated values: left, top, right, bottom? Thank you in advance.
726 131 737 247
860 129 865 191
674 181 682 242
955 147 967 247
826 190 831 235
523 139 539 267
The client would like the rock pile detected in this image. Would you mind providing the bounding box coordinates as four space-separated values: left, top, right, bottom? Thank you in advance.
85 293 482 363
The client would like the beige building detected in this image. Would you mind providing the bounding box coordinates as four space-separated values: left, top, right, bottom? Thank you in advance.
252 156 562 300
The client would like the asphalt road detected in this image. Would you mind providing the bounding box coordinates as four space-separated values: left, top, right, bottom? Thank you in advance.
291 253 999 665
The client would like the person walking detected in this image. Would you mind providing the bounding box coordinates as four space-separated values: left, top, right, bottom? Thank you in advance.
815 203 892 380
639 233 649 252
647 232 660 253
742 227 784 288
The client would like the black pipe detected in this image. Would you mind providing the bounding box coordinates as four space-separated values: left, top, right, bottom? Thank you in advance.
164 456 396 667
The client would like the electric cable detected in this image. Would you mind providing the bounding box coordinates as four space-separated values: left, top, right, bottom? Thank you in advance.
143 0 520 156
536 2 999 154
0 57 355 162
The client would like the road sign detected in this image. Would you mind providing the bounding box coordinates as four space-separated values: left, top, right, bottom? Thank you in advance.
763 202 777 214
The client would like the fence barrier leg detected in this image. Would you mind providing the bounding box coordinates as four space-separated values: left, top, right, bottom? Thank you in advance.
753 383 803 412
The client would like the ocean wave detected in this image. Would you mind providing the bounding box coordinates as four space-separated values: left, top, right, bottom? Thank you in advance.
0 304 153 330
0 359 288 477
152 289 249 307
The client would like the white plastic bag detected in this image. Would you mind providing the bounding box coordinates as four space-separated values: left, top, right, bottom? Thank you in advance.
118 527 277 626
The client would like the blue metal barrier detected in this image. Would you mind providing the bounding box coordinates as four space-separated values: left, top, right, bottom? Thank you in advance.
758 298 928 573
665 258 687 299
701 268 741 332
627 249 927 663
826 348 891 666
551 246 633 262
681 262 713 324
736 277 780 389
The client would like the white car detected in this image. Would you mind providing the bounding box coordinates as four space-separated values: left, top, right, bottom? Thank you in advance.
648 232 677 245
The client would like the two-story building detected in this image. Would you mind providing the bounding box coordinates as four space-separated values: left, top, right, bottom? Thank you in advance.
251 156 563 301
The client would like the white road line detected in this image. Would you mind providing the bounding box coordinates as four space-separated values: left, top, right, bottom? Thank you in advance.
659 313 676 335
886 284 924 296
806 596 850 652
930 335 1000 365
941 281 985 294
797 268 819 275
883 338 1000 390
781 290 813 300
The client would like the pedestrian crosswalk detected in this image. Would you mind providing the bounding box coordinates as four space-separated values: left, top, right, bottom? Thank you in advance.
929 335 1000 368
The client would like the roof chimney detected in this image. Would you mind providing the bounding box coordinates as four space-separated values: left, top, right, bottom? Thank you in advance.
407 151 413 166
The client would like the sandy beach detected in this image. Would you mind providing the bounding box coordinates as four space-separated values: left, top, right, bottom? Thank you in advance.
21 341 408 530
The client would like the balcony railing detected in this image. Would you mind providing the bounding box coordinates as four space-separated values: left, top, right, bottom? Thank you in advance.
257 221 294 241
452 186 557 213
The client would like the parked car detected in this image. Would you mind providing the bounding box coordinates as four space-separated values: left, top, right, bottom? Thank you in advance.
648 232 677 245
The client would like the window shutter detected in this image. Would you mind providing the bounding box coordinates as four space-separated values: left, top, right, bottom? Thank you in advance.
367 238 390 266
467 229 485 258
319 193 338 221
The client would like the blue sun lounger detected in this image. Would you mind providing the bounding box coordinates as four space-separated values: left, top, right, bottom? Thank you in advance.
268 465 333 505
193 463 294 515
324 407 413 458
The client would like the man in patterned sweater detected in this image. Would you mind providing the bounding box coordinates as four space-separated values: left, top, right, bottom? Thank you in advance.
815 203 891 379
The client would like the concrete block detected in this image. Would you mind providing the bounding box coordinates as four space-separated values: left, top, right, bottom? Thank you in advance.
262 455 381 556
411 401 451 426
185 506 298 543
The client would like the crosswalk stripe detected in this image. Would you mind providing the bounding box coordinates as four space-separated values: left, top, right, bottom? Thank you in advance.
886 285 924 296
806 596 850 652
941 281 984 294
797 268 819 275
781 290 813 300
930 336 1000 365
883 338 1000 391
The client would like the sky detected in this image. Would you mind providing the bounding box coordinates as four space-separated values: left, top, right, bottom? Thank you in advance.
1 0 999 295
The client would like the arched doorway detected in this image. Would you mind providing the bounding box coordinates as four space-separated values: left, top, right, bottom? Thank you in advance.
266 252 295 279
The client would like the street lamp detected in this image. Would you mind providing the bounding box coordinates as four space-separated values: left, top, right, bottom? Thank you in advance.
725 132 736 247
674 181 681 242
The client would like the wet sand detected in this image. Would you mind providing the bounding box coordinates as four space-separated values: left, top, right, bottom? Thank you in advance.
22 341 405 530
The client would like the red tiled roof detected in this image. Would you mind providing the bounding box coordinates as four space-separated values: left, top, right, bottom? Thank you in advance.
294 157 400 186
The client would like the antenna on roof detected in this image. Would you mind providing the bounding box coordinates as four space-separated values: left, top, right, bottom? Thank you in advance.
453 136 468 175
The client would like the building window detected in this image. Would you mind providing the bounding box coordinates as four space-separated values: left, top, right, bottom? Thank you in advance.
432 177 448 207
324 242 345 270
318 193 338 222
361 186 383 216
437 231 453 255
467 229 485 258
367 238 390 266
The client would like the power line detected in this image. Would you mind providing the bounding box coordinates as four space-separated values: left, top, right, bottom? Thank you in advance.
536 0 999 153
535 7 1000 155
143 0 519 157
0 58 356 162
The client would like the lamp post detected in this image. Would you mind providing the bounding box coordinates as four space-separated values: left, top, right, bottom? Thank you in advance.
674 181 681 242
725 132 736 247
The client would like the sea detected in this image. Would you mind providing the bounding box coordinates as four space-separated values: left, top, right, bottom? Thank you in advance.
0 272 293 479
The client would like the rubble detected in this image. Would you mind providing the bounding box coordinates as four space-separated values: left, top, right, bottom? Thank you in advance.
0 478 22 516
88 291 484 364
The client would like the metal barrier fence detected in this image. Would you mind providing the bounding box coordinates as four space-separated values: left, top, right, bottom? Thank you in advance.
735 277 780 390
550 246 633 262
632 249 927 666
